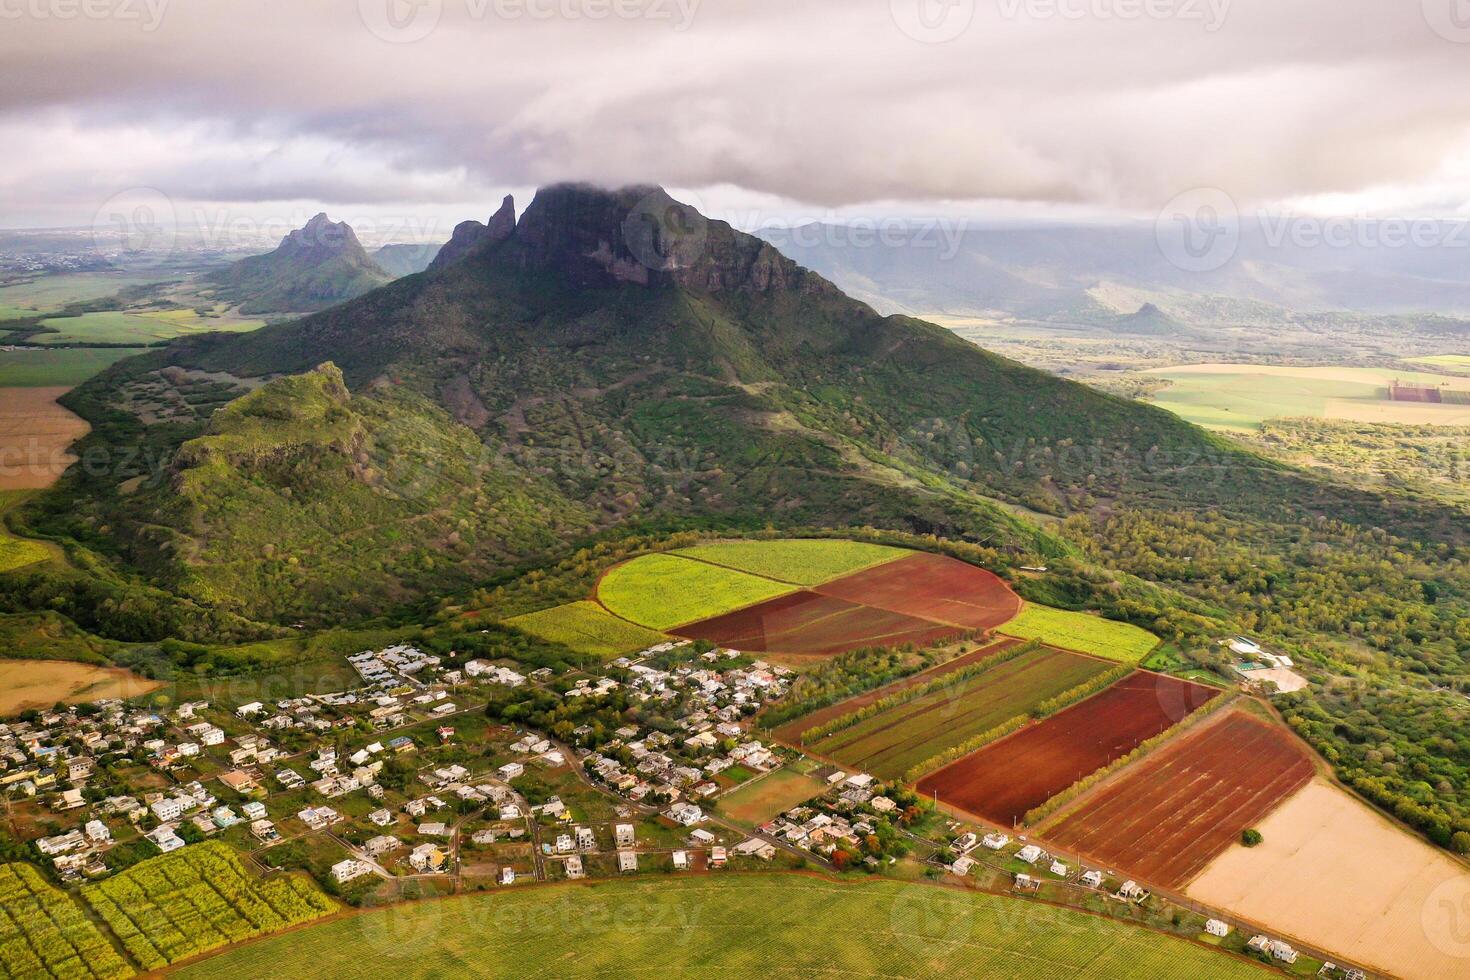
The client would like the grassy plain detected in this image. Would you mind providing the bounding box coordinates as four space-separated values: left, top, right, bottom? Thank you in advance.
172 875 1271 980
597 553 795 630
0 347 146 386
506 600 668 659
807 646 1112 779
716 769 828 824
673 538 906 584
1143 363 1470 430
1408 354 1470 372
999 605 1159 662
0 272 164 310
36 309 264 344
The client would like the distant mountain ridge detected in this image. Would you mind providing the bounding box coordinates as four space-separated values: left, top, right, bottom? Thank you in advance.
206 212 393 314
43 183 1456 624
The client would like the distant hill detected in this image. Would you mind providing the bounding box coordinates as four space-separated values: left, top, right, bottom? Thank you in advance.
768 222 1470 325
371 243 441 278
1111 302 1192 336
205 213 392 315
43 184 1455 624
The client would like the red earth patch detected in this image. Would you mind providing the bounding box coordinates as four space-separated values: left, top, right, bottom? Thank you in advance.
813 552 1021 630
673 590 959 656
916 671 1219 827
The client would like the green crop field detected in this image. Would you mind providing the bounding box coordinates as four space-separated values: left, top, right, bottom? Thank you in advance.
0 862 133 979
807 646 1113 779
0 272 166 311
0 347 147 386
1143 363 1470 430
597 553 795 630
507 600 669 658
1000 605 1159 663
171 875 1269 979
35 309 264 344
1408 354 1470 372
674 538 906 585
717 769 828 824
81 842 336 970
0 491 50 573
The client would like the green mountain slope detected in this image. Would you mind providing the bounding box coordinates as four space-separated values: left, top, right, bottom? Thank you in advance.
35 185 1464 625
206 213 392 314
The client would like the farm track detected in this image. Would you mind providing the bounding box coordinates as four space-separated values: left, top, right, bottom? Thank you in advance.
1042 711 1314 888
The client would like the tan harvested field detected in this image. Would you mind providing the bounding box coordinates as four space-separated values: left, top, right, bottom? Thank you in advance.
0 386 88 489
1188 779 1470 980
0 660 161 715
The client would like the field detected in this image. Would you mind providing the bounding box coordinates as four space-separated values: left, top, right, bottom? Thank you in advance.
1144 362 1470 430
171 874 1271 979
806 647 1114 780
81 841 336 970
0 348 146 387
506 600 668 658
675 589 959 657
0 272 165 310
1408 354 1470 372
36 309 264 345
0 660 162 715
999 605 1159 663
1042 710 1314 888
0 862 133 979
0 386 89 490
0 490 50 572
1188 779 1470 980
772 637 1024 742
597 553 796 630
917 672 1219 826
717 769 828 823
812 552 1021 629
673 538 905 584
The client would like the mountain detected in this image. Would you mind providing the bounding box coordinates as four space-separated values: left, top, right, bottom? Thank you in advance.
428 194 516 271
40 184 1456 625
768 222 1470 325
1110 302 1192 336
205 213 393 314
372 243 442 278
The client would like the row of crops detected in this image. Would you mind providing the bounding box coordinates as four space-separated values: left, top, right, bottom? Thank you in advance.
0 863 133 980
79 842 336 971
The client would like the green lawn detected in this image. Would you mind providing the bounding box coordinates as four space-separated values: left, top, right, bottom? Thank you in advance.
0 347 146 386
674 538 906 585
808 646 1113 779
506 600 669 659
171 875 1271 979
597 553 795 630
1000 605 1159 663
717 769 828 824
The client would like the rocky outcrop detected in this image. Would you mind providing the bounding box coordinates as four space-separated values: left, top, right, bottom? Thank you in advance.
428 194 516 271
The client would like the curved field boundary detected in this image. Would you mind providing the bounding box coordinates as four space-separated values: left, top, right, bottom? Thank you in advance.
168 874 1274 980
771 637 1024 743
814 552 1021 630
597 553 797 630
672 589 958 656
917 671 1220 827
997 604 1159 664
1040 709 1314 889
672 538 907 585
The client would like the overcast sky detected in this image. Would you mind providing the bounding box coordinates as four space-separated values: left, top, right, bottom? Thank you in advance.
3 0 1470 239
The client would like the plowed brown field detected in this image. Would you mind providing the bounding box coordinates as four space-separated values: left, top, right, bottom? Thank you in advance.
1042 710 1313 888
916 671 1219 826
674 589 959 656
813 552 1021 629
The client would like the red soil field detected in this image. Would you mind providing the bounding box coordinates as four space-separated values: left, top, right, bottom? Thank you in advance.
1041 710 1313 889
674 590 959 656
916 671 1219 827
771 637 1024 742
813 552 1021 630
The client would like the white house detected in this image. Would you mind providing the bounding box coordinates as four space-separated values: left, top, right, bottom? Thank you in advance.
1080 870 1103 888
236 702 265 718
950 856 975 876
615 823 636 847
617 850 638 873
564 855 585 879
1016 844 1043 864
672 850 689 870
498 762 525 781
331 859 373 884
1205 919 1231 938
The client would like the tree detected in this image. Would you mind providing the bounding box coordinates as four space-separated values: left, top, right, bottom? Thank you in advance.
1241 828 1263 847
1452 831 1470 855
